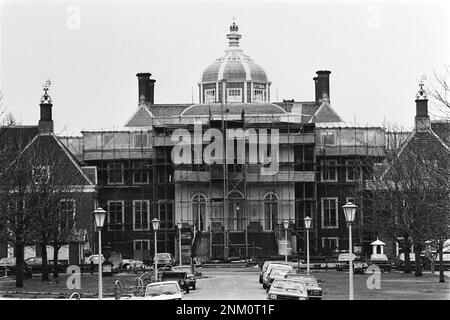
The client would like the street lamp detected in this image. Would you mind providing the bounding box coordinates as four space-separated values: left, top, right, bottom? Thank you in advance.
342 201 357 300
283 220 289 263
152 218 160 282
93 207 106 300
304 216 312 275
177 220 183 266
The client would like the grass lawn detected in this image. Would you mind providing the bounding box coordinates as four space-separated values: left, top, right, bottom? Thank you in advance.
314 270 450 300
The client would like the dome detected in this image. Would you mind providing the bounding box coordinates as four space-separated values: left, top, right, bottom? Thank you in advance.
201 50 268 83
198 22 271 105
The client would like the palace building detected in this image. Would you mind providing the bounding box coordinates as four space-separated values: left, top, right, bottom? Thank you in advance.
3 22 448 264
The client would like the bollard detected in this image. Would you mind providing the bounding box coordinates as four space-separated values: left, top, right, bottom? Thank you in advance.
114 279 122 300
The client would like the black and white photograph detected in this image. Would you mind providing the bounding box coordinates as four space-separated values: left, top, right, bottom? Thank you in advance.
0 0 449 307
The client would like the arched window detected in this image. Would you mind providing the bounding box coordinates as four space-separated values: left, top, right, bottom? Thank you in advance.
192 193 207 232
264 192 278 231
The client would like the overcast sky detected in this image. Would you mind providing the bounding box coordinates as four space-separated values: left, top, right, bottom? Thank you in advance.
1 0 449 135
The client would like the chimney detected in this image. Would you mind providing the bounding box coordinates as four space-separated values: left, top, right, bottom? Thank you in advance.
313 76 319 102
415 83 430 131
136 73 156 105
38 80 54 134
315 70 331 103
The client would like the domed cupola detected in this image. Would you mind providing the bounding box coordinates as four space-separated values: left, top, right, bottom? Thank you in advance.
199 21 271 104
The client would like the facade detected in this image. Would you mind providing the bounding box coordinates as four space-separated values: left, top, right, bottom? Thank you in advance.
0 86 97 264
3 22 448 265
73 22 387 263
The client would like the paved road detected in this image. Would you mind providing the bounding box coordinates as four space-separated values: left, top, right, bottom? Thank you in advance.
184 268 267 300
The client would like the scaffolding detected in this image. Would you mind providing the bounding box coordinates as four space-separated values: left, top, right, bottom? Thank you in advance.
66 102 386 263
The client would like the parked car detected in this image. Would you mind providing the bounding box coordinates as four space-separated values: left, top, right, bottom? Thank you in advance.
259 260 290 284
336 254 368 273
154 253 174 268
160 271 190 293
122 259 145 271
172 265 197 290
265 267 296 292
24 257 68 274
0 257 32 278
85 254 105 265
267 278 308 300
263 264 294 290
285 273 322 300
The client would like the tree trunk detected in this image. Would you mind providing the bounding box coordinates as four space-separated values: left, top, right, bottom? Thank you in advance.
438 241 445 283
15 237 24 288
41 242 49 281
414 243 422 277
403 241 411 273
52 244 59 278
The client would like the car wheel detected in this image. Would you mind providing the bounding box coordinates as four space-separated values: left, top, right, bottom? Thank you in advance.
263 283 267 289
192 283 196 290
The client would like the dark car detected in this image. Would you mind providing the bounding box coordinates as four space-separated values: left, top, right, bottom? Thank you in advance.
0 257 32 278
24 257 68 274
285 273 323 300
160 271 190 293
154 253 174 268
172 265 197 290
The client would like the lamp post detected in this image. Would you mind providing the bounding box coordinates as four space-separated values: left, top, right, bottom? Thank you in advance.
152 218 160 282
283 220 289 263
304 216 312 275
342 202 357 300
177 220 182 266
93 207 106 300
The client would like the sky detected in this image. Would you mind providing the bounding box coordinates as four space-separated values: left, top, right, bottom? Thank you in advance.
1 0 449 135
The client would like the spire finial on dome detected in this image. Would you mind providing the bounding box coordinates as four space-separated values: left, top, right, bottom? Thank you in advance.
227 18 241 47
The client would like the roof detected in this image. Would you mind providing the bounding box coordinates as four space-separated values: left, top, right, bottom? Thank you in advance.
181 102 286 116
371 239 386 246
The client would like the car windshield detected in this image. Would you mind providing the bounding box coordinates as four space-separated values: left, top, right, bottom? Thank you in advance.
146 283 179 296
156 253 170 259
270 269 290 277
289 276 317 286
271 280 306 293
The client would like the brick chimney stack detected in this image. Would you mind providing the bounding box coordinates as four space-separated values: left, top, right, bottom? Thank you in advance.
136 73 156 105
415 82 430 131
315 70 331 103
38 79 54 134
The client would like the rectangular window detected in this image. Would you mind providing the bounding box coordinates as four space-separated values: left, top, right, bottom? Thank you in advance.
254 89 264 102
133 200 150 231
59 199 76 230
134 133 148 148
107 162 124 185
158 201 174 229
227 88 242 103
321 198 338 229
321 160 337 182
107 201 124 231
133 240 150 251
346 160 358 182
132 162 149 184
205 89 215 103
321 131 335 145
322 237 339 251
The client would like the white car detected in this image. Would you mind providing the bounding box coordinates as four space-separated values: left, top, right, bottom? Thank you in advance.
267 279 308 300
142 281 184 300
85 254 105 264
122 259 145 270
